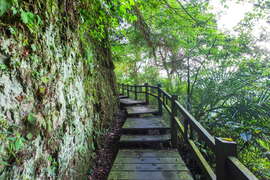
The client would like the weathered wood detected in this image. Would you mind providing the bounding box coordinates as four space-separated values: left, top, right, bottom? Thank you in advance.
216 137 237 180
175 101 216 150
120 134 170 143
118 149 179 157
111 163 188 171
188 139 216 180
227 157 258 180
120 98 146 106
121 84 124 95
160 89 172 100
126 105 158 116
119 95 128 99
174 116 185 135
114 157 183 164
122 116 169 131
108 171 193 180
127 85 130 97
144 83 149 104
135 86 138 100
171 95 178 148
109 149 193 180
157 84 163 115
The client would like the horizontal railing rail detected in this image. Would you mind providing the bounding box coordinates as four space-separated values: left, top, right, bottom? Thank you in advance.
118 83 258 180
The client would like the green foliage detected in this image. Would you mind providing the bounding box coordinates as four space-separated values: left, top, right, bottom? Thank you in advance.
6 133 26 161
0 115 26 167
0 63 7 71
0 0 42 34
114 0 270 178
257 139 270 152
27 113 37 126
0 0 12 16
20 10 42 34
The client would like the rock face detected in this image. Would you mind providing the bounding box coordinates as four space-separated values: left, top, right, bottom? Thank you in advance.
0 1 117 179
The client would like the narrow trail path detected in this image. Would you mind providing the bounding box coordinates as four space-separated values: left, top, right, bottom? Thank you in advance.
108 96 193 180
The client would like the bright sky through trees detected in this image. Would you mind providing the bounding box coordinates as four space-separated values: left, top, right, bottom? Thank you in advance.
210 0 270 49
210 0 253 31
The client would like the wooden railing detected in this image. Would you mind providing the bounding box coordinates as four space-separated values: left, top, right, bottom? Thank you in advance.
119 83 258 180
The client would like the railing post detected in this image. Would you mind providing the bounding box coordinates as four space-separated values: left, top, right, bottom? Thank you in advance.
135 86 137 100
157 83 162 115
171 95 178 148
127 85 130 97
216 137 237 180
121 84 124 95
184 116 188 141
144 83 149 104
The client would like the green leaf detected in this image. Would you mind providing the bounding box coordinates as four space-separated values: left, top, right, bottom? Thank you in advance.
257 139 270 151
27 113 37 125
20 11 36 25
0 63 7 71
14 138 23 151
0 0 12 16
26 133 33 140
11 7 17 15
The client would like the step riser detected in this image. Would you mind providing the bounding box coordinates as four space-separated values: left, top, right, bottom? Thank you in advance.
121 102 147 106
122 129 170 135
119 141 171 149
127 112 158 116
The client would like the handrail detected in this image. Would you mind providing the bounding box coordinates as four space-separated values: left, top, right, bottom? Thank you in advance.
227 157 258 180
118 83 258 180
175 101 216 149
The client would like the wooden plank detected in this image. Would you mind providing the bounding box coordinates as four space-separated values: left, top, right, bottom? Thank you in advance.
109 149 193 180
174 116 185 135
111 163 189 171
118 149 179 157
188 139 216 180
227 156 258 180
108 171 193 180
160 89 172 99
123 116 169 130
120 98 146 106
119 95 128 99
126 105 158 115
120 134 170 143
114 157 184 164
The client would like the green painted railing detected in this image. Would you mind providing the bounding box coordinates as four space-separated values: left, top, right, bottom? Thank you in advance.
119 83 258 180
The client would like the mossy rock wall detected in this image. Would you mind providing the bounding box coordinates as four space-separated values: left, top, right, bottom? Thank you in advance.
0 1 117 179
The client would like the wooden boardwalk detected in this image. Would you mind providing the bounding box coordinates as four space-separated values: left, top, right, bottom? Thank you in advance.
108 96 193 180
115 84 259 180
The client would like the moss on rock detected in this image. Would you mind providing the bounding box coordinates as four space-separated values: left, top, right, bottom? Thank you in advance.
0 0 117 179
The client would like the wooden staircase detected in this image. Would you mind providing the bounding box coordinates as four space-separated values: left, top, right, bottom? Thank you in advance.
108 95 193 180
111 84 259 180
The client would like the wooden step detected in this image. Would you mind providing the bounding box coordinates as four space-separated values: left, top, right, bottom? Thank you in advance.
117 149 180 158
120 134 170 144
120 98 146 106
109 149 193 180
108 171 193 180
126 105 158 116
123 116 169 130
119 95 128 99
111 163 188 171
